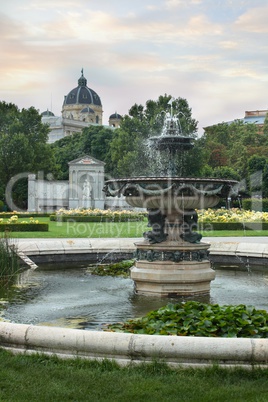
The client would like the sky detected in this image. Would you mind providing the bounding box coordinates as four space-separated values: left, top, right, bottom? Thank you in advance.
1 0 268 135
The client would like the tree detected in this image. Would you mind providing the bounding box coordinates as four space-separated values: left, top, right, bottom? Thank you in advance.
109 95 199 177
247 155 268 194
109 115 149 177
0 102 56 208
51 126 115 179
51 133 84 180
81 126 114 173
202 119 268 186
262 112 268 136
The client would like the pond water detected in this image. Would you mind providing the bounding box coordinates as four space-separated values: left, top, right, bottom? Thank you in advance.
2 263 268 330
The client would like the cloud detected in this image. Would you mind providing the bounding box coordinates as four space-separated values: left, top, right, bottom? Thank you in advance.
219 41 239 50
0 12 27 39
1 0 268 131
165 0 202 9
235 6 268 33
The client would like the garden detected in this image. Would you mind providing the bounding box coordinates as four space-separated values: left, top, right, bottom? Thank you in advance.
1 207 268 237
0 207 268 400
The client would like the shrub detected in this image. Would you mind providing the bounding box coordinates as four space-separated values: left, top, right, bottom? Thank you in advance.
242 198 268 212
0 224 48 232
198 222 268 231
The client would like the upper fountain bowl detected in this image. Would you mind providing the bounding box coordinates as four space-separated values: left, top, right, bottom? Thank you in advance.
103 176 238 211
149 135 194 152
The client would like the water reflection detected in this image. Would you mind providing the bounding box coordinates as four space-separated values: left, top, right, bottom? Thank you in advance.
2 262 268 330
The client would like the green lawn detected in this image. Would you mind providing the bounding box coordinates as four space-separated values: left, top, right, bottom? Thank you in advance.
3 217 268 238
0 350 267 402
1 220 268 400
3 218 268 238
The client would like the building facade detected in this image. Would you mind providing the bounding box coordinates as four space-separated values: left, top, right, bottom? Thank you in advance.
28 155 105 212
42 70 122 143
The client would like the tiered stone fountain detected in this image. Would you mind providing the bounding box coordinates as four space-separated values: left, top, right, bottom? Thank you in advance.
104 106 238 296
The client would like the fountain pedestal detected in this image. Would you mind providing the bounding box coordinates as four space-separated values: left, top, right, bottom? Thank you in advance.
103 107 238 298
132 240 215 297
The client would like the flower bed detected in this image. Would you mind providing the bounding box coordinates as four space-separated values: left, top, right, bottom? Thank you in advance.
0 215 48 232
197 208 268 230
50 208 145 222
198 208 268 223
0 212 51 218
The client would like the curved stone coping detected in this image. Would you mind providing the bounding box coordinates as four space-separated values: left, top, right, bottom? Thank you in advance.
207 239 268 258
16 237 268 259
16 238 141 256
0 322 267 368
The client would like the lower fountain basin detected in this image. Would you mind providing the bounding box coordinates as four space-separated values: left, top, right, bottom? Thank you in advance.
2 263 268 330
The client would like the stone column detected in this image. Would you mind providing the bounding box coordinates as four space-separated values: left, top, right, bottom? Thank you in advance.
28 174 37 212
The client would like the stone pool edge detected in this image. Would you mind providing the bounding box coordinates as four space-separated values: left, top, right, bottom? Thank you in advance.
15 236 268 266
0 321 267 369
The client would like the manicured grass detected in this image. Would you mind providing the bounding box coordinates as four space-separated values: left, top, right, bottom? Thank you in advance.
7 217 148 238
202 230 268 237
4 217 268 238
0 350 267 402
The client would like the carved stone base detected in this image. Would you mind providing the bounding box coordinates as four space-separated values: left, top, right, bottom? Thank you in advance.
131 241 215 296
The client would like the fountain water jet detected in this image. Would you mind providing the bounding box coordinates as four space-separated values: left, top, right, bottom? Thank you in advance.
104 106 238 296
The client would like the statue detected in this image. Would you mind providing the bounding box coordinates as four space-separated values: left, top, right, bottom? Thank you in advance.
144 209 168 244
82 179 92 199
180 209 202 243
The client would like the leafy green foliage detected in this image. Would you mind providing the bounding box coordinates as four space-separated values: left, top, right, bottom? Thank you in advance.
0 223 48 232
109 94 199 177
203 118 268 196
51 126 114 179
108 301 268 338
0 102 57 206
89 260 134 277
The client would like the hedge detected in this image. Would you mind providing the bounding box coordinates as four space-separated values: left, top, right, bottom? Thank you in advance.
241 198 268 212
0 224 49 232
50 215 145 222
198 222 268 231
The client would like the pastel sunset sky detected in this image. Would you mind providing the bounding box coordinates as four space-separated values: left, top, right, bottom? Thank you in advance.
1 0 268 134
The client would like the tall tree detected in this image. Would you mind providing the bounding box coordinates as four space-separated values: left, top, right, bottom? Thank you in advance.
51 126 115 179
109 95 199 177
0 102 56 208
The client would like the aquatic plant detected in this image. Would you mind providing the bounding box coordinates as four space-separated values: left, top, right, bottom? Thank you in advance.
0 235 20 280
108 301 268 338
88 260 134 278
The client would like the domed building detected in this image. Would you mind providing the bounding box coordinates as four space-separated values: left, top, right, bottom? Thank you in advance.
109 112 122 128
42 69 120 143
41 110 55 117
62 69 103 125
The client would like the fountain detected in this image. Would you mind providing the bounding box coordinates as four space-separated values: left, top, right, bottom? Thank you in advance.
103 104 238 296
